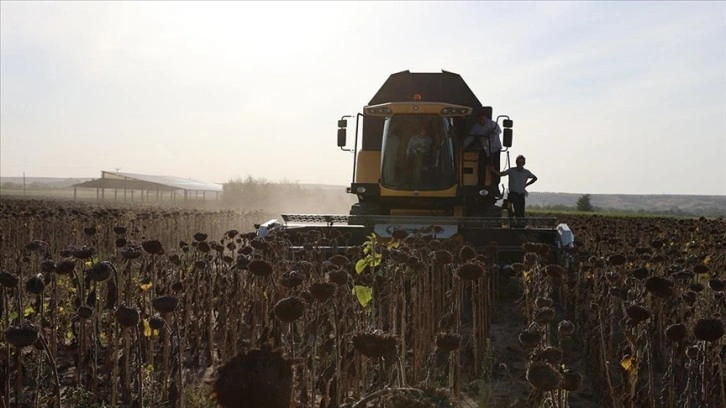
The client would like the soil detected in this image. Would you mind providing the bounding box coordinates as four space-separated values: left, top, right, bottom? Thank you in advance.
479 277 601 408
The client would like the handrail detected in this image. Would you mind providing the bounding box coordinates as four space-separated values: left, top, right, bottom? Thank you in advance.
281 213 559 229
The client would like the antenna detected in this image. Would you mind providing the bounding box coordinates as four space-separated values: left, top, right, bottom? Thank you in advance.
114 167 121 173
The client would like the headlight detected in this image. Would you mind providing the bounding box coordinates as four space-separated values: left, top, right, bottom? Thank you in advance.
364 107 392 116
478 189 488 197
441 107 472 116
356 186 367 194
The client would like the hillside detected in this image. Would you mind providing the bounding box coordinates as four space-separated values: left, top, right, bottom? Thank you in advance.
526 192 726 216
0 177 92 188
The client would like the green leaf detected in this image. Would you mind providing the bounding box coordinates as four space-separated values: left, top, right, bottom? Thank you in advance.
371 253 382 267
355 259 368 274
353 285 373 308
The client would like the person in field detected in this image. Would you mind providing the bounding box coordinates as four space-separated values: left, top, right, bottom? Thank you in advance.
407 123 434 184
489 155 537 219
463 110 502 186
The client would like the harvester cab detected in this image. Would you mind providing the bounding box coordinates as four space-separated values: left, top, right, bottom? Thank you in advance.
260 70 573 261
337 70 517 218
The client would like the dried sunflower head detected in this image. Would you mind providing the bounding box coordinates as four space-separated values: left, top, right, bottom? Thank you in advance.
327 269 349 285
152 296 179 314
280 271 304 288
248 260 273 277
526 362 562 392
457 263 484 281
40 259 56 273
352 332 397 358
561 369 582 392
310 283 336 301
534 307 556 325
328 254 349 267
625 304 651 324
519 327 542 350
4 323 39 348
694 318 724 342
459 246 476 262
544 264 565 278
25 274 45 294
90 261 114 282
0 272 19 288
433 250 454 265
534 346 563 365
557 320 575 337
645 276 674 299
273 297 305 323
665 323 687 343
115 306 140 328
210 348 292 408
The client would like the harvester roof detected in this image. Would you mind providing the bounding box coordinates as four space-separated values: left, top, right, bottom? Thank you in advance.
361 70 485 150
368 70 482 108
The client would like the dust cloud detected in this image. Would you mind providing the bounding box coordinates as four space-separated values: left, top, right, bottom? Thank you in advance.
220 180 357 218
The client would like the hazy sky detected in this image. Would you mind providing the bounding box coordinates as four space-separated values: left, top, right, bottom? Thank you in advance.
1 1 724 195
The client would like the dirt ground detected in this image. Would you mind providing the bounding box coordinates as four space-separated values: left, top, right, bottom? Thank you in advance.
480 279 601 408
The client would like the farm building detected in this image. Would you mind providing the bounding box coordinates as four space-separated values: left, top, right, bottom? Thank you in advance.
72 171 223 202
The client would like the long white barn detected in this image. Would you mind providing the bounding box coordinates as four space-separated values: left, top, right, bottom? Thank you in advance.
73 171 223 202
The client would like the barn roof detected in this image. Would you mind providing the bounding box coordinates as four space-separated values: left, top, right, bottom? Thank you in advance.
73 171 223 192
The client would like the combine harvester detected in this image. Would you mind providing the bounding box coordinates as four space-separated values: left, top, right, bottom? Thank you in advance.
259 70 573 261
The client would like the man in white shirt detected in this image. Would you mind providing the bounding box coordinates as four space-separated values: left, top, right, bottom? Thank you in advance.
463 111 502 185
489 155 537 219
465 111 502 155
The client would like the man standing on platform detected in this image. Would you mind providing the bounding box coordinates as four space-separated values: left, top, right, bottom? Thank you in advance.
463 110 502 186
489 155 537 219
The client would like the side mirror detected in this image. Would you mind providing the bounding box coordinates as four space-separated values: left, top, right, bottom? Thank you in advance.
503 128 513 147
337 128 347 147
338 119 347 128
503 119 513 128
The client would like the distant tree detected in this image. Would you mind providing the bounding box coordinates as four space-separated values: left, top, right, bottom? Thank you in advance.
576 194 594 212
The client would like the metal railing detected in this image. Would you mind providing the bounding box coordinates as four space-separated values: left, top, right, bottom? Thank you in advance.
281 214 559 229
